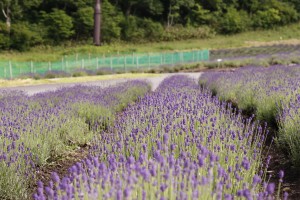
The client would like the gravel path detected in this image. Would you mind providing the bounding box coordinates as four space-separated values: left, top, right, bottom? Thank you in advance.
144 72 202 91
1 73 203 95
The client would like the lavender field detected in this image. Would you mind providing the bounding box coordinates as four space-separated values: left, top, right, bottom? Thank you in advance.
29 76 284 200
200 65 300 198
0 73 292 200
0 81 150 199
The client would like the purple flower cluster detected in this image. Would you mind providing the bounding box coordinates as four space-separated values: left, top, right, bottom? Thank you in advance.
35 75 278 199
201 65 300 169
278 93 300 168
0 80 149 199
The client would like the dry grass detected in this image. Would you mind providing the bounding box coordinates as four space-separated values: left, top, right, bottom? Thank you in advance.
244 39 300 47
0 73 160 87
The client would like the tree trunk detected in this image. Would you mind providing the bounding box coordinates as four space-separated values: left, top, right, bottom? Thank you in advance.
126 3 132 17
2 7 11 32
94 0 101 46
167 4 173 28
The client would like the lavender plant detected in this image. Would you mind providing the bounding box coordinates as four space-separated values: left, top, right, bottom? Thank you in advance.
277 94 300 167
0 80 150 199
34 76 278 200
200 65 300 169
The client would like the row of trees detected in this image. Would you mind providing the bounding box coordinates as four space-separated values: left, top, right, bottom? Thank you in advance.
0 0 299 51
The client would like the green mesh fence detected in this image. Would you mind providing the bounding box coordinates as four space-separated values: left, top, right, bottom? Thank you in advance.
0 49 209 79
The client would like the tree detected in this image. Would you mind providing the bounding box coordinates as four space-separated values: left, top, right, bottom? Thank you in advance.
0 0 43 30
0 21 10 49
187 3 212 26
10 22 43 51
199 0 225 11
41 9 74 43
0 0 22 32
75 7 94 39
114 0 163 18
102 0 123 43
219 6 249 33
164 0 195 27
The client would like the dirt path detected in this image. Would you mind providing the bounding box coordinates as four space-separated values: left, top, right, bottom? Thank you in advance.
1 73 203 95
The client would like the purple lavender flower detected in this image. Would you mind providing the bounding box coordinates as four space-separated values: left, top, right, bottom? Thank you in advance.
279 170 284 181
266 183 275 194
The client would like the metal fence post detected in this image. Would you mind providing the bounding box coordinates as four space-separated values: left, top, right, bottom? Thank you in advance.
172 54 174 67
81 59 85 69
192 51 195 62
48 62 51 71
96 57 99 70
31 61 33 73
66 60 69 72
110 57 113 71
208 50 210 60
132 52 135 69
201 50 203 61
9 61 12 79
124 56 126 72
62 57 64 71
102 54 105 69
180 52 183 64
148 53 150 70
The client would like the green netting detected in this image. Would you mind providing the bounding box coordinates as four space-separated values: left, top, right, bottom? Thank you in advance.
0 49 209 79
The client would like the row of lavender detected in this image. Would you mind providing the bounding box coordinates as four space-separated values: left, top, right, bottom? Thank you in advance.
0 81 150 199
200 65 300 169
34 76 283 200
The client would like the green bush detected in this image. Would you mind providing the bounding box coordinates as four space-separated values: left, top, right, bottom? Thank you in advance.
219 7 250 34
41 9 74 43
121 16 145 42
102 0 124 43
139 19 164 42
253 8 281 29
162 25 215 41
0 22 10 50
121 17 164 42
270 0 299 25
72 102 113 131
10 23 43 51
75 7 94 39
72 71 88 77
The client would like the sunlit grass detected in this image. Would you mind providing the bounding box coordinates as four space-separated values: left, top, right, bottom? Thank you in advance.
1 23 300 62
0 73 160 87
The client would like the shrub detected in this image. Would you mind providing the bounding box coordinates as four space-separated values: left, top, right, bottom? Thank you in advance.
271 0 299 25
102 0 124 43
44 71 70 79
121 16 146 42
219 7 250 34
121 17 164 42
253 8 281 29
0 22 10 50
75 7 94 39
10 23 43 51
72 71 88 77
162 25 215 41
41 9 74 43
139 18 164 42
277 96 300 170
